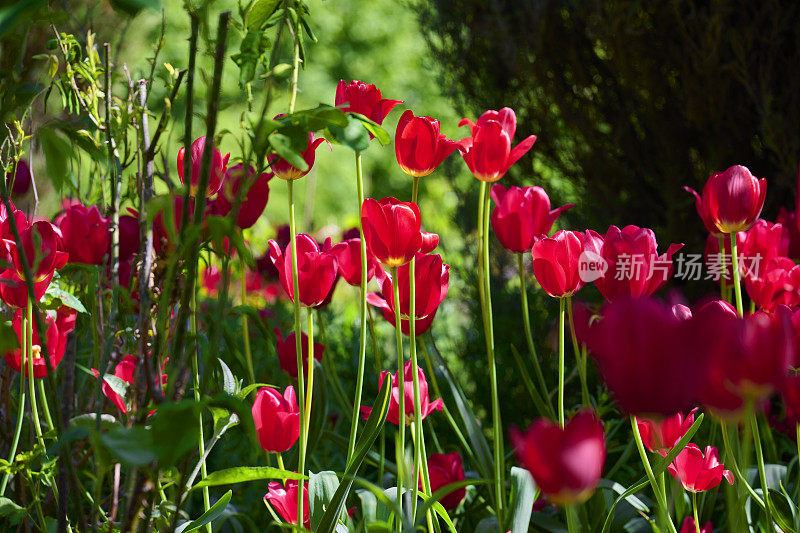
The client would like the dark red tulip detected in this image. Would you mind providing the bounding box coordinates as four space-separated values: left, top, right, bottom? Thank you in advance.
118 208 140 262
776 207 800 260
3 306 76 379
335 80 402 127
663 443 733 493
420 452 467 510
592 225 683 301
90 355 168 415
739 219 790 277
360 360 444 426
457 107 537 182
680 517 713 533
54 202 110 265
490 184 573 253
269 123 328 181
672 304 693 320
511 411 606 505
361 197 423 268
264 479 309 529
256 225 290 282
177 136 229 196
636 408 698 454
274 328 324 378
267 234 338 307
395 110 458 177
153 196 195 255
745 257 800 312
212 163 272 229
780 375 800 425
6 159 31 196
366 253 449 336
251 386 300 453
684 165 766 234
329 238 378 286
531 230 598 298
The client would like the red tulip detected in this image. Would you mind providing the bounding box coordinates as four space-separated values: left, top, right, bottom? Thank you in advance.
457 107 537 182
6 160 31 196
636 408 698 454
776 207 800 260
251 386 300 453
684 165 766 234
274 328 324 378
780 375 800 425
201 265 222 296
531 230 600 298
256 225 290 282
420 452 467 510
54 202 110 265
329 238 378 286
264 479 309 529
592 225 683 301
395 110 458 177
663 443 733 492
177 136 229 196
490 184 573 253
212 163 272 229
739 220 790 277
511 411 606 505
421 231 439 253
335 80 402 127
3 306 76 378
361 197 423 268
90 355 168 415
680 517 713 533
366 253 449 336
267 234 338 307
118 209 140 262
672 304 693 320
360 360 444 426
269 124 328 181
745 257 800 311
153 196 195 255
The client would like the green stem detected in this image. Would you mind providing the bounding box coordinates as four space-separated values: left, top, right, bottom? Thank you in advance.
411 176 419 204
0 371 26 495
241 257 255 387
348 150 367 462
517 253 553 416
191 280 211 533
558 297 566 426
565 504 581 533
391 266 406 519
631 416 676 533
730 233 743 316
566 297 589 406
409 255 428 524
749 411 773 528
36 380 54 432
26 298 44 449
718 235 727 302
276 453 285 472
720 422 765 509
692 492 701 533
304 308 315 445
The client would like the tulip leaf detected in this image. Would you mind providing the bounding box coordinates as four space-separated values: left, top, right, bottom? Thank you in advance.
309 471 341 530
416 481 488 531
99 426 158 466
508 466 537 532
0 320 19 354
101 374 129 401
326 115 370 153
0 497 27 526
149 400 203 467
192 466 305 490
306 360 329 458
288 104 348 130
247 0 281 29
269 131 309 171
175 490 232 533
349 112 391 146
217 358 237 396
43 283 87 313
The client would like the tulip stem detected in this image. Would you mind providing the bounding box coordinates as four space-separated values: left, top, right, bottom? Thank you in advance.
37 379 54 432
190 278 212 533
241 257 255 388
730 233 744 316
409 255 429 525
749 411 773 528
304 308 315 446
566 297 590 407
411 176 419 204
719 422 765 508
631 415 676 533
390 265 407 519
348 150 367 462
565 504 580 533
718 236 727 302
692 492 701 533
517 253 553 417
558 297 566 426
26 298 44 449
0 371 26 495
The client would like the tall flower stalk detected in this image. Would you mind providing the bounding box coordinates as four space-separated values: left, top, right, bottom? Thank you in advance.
390 266 407 517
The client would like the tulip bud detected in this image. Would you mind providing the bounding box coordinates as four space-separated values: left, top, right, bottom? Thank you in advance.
177 136 229 197
274 328 324 378
54 202 110 265
335 80 402 128
267 234 338 307
421 453 467 510
360 360 443 426
685 165 766 234
251 386 300 453
636 408 698 454
361 197 423 268
490 184 573 253
395 110 458 177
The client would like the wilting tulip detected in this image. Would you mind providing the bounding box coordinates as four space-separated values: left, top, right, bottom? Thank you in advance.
118 209 140 262
212 164 272 229
264 479 309 529
637 408 698 454
680 517 713 533
531 230 601 298
269 126 328 181
54 202 110 265
251 386 300 453
684 165 766 234
744 257 800 312
335 80 402 127
585 298 705 416
490 184 573 253
780 375 800 425
367 253 449 336
592 225 683 301
329 238 378 286
177 136 229 196
664 444 733 492
274 328 324 378
3 306 77 378
395 110 458 177
360 360 444 426
457 107 537 182
267 234 337 307
6 159 31 196
361 197 423 268
511 411 606 505
421 452 467 510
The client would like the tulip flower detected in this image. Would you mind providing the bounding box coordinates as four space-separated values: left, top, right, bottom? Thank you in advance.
269 125 328 181
744 257 800 312
91 355 168 415
490 184 573 253
255 225 290 282
636 408 698 454
153 196 195 255
360 360 444 426
395 110 458 177
684 165 766 234
177 136 229 196
118 208 140 262
531 230 601 298
739 219 790 277
3 306 77 378
201 265 222 296
264 479 309 529
6 159 31 196
776 207 800 260
457 107 537 182
592 225 683 301
420 452 467 510
361 197 423 268
780 375 800 425
366 253 449 336
267 234 338 307
329 238 378 286
212 163 272 229
54 202 110 265
680 517 713 533
251 386 300 453
275 328 324 378
511 411 606 505
335 80 402 127
663 443 733 493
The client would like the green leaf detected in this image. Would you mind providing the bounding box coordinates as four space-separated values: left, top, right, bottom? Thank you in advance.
508 466 536 532
247 0 281 29
38 127 72 192
43 283 88 313
99 426 158 466
326 115 370 152
175 490 232 533
218 358 237 395
102 374 129 401
108 0 159 16
0 497 26 525
150 400 202 467
350 113 391 146
269 132 309 171
309 471 341 530
0 320 19 354
68 413 118 431
192 466 305 490
288 104 348 130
